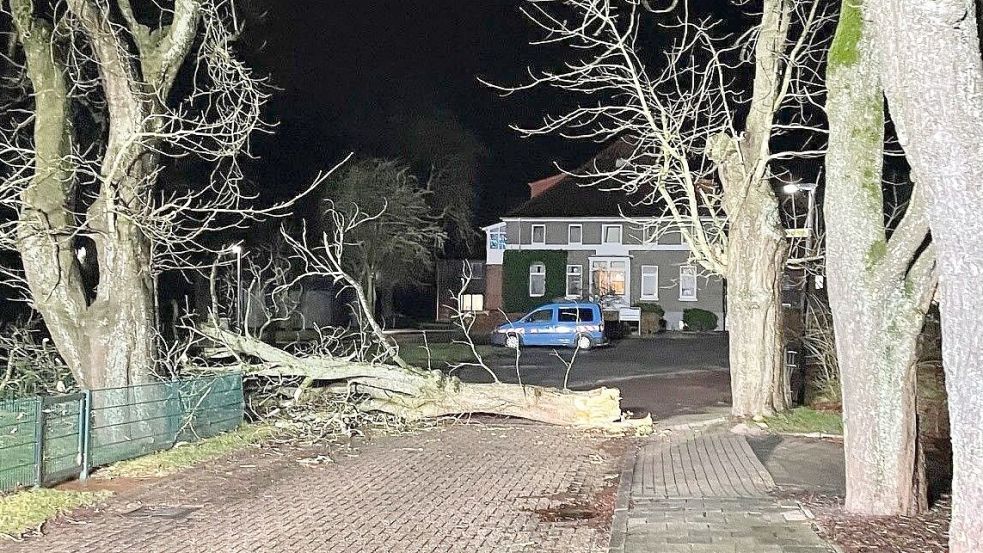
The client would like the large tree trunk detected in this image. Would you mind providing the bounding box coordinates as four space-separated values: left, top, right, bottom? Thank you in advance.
84 219 157 389
706 0 794 418
725 197 788 417
201 326 627 428
867 0 983 548
825 0 934 516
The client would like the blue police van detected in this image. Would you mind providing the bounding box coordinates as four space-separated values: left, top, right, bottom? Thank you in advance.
490 301 607 350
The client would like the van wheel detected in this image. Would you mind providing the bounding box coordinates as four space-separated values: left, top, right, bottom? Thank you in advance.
575 334 593 351
505 334 521 349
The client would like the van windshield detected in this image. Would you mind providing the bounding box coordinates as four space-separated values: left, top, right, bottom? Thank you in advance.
558 308 594 322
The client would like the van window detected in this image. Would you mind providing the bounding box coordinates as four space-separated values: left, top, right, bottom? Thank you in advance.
526 309 553 323
558 308 595 322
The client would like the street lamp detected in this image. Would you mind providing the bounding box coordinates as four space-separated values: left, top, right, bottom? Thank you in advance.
228 243 243 332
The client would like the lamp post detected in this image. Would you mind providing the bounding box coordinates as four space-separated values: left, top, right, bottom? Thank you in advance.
229 243 243 332
782 181 819 347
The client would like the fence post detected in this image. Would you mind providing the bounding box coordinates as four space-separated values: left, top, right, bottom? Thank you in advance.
80 390 92 480
32 397 45 487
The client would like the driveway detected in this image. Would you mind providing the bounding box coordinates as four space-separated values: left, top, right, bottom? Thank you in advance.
7 425 625 553
454 333 731 420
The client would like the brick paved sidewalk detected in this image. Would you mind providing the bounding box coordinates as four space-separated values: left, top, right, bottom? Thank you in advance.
610 431 835 553
4 423 626 553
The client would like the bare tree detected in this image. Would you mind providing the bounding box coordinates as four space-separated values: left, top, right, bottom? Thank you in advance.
319 158 447 321
490 0 832 417
0 0 327 390
199 204 631 427
861 0 983 548
824 0 936 516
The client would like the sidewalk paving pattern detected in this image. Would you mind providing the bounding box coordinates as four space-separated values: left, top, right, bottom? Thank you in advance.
3 424 623 553
612 432 835 553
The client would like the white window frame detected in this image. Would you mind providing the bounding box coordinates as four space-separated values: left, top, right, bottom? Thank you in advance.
589 257 630 304
531 224 546 245
602 224 622 245
458 293 484 312
679 265 698 301
529 263 546 297
640 265 659 300
568 224 582 245
565 265 583 298
488 230 506 250
643 226 659 245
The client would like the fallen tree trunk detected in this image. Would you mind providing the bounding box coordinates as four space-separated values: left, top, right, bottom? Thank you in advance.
200 326 628 428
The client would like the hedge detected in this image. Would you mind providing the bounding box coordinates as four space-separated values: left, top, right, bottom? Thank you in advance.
683 308 718 331
502 250 568 312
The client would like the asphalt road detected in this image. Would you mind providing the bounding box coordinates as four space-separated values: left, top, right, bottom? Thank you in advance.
452 333 732 420
458 332 729 389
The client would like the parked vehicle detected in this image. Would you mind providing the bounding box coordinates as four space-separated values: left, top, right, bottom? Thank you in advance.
490 301 607 350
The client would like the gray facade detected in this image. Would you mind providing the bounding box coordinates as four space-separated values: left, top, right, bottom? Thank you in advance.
497 218 724 330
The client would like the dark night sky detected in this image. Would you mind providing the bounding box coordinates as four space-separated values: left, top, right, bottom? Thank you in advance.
240 1 598 226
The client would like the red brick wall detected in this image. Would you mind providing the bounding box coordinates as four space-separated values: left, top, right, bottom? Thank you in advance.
485 264 503 312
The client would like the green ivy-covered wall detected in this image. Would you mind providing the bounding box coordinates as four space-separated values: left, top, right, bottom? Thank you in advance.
502 250 568 312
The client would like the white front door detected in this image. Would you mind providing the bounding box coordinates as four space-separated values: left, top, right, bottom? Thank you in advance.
589 257 631 307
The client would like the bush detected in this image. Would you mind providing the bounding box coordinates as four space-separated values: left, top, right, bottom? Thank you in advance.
683 308 718 331
637 302 665 316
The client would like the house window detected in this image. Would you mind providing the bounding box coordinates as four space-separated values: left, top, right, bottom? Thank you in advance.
643 226 659 244
531 224 546 245
679 265 698 301
566 265 583 298
489 230 506 250
591 260 627 297
459 294 484 312
568 224 582 245
640 265 659 300
602 224 622 244
529 263 546 297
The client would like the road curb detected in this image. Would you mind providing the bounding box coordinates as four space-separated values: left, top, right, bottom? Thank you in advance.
607 442 637 553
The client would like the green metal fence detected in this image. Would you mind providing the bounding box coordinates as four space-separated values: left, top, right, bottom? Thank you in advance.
0 373 243 493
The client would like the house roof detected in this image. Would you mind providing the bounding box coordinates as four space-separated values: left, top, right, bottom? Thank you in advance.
506 140 669 219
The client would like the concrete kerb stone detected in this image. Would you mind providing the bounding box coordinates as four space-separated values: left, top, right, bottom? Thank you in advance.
607 441 638 553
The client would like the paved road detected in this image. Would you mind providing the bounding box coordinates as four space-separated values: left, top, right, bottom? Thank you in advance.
460 333 729 389
452 333 732 420
8 425 625 553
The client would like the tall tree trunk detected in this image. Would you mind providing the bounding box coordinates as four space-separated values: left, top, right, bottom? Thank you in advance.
825 0 933 516
725 194 788 417
84 218 157 389
707 0 794 418
866 0 983 548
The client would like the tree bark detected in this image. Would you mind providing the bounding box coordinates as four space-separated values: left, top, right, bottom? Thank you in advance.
725 196 788 417
825 0 935 516
866 0 983 547
201 326 628 428
706 0 794 418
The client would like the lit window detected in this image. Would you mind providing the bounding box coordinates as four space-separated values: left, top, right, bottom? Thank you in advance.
591 260 627 297
489 231 506 250
640 266 659 299
679 265 698 301
602 225 622 244
459 294 484 312
568 224 582 245
531 224 546 245
566 265 583 298
529 263 546 297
